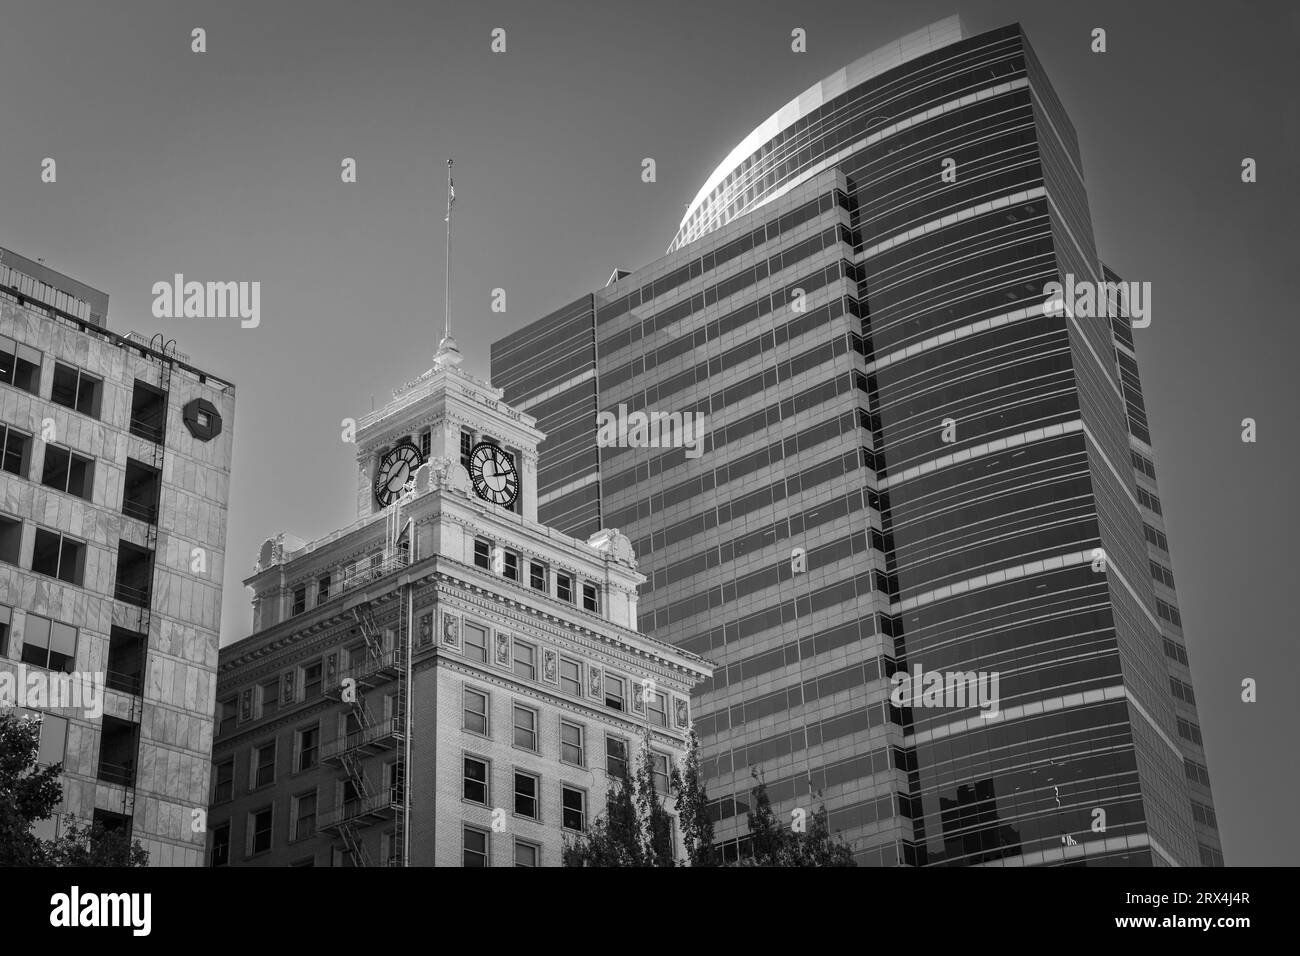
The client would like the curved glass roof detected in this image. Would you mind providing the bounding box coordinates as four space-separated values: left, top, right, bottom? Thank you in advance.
669 15 967 252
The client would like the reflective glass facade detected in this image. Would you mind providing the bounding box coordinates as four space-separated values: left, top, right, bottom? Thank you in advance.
491 22 1220 866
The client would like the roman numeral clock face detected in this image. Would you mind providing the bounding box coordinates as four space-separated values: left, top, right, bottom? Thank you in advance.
373 442 423 507
468 442 519 507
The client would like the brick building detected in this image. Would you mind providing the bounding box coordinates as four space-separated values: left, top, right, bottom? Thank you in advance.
210 340 711 866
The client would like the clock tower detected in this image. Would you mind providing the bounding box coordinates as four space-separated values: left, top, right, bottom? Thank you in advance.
353 340 545 524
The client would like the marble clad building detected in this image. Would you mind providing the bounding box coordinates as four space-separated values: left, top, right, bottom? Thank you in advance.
1 247 236 866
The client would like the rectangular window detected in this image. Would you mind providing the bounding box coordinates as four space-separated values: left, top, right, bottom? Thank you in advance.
253 741 276 788
1 423 33 477
561 785 586 832
20 614 77 673
122 459 160 522
41 445 93 500
649 691 669 727
0 514 20 565
420 430 431 458
463 825 489 867
211 823 230 867
214 759 234 803
343 777 360 810
514 771 539 820
512 639 536 681
293 792 316 841
217 696 237 737
1193 801 1217 829
249 807 273 855
297 726 319 772
1138 487 1163 515
502 550 519 582
463 755 489 805
605 735 628 779
1177 717 1204 745
463 622 488 663
0 335 41 393
1157 598 1183 627
19 710 69 767
31 528 86 586
261 679 279 719
1143 523 1169 551
512 704 537 751
113 540 152 606
582 582 600 613
317 576 331 603
514 840 539 867
556 572 573 603
560 657 582 697
560 720 584 766
50 363 102 418
604 673 625 712
102 626 144 695
464 687 488 735
292 586 307 615
302 662 322 700
129 380 167 443
0 605 10 657
460 430 474 472
652 753 671 795
529 561 547 591
473 538 491 570
1150 560 1175 589
387 761 404 805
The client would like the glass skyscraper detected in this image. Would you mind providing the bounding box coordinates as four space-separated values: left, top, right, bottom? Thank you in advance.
490 18 1222 866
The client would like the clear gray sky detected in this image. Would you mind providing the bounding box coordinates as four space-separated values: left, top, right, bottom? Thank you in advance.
2 0 1295 865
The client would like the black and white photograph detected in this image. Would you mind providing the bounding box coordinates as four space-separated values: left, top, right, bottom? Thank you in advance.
0 0 1295 937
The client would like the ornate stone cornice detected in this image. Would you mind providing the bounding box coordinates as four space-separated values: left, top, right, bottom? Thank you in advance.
433 569 706 682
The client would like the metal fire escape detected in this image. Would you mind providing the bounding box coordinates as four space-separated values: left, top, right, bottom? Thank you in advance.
321 592 409 864
318 482 416 866
118 335 177 829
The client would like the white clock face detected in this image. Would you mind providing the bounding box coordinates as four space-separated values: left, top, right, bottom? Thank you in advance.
468 442 519 507
374 442 423 507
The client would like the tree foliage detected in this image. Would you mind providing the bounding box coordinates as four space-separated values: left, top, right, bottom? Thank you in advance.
736 769 857 867
0 711 63 867
674 727 716 866
634 727 675 866
558 725 856 867
0 710 149 867
45 816 150 867
564 728 678 867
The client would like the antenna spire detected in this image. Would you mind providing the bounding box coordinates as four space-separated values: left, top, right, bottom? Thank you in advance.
436 157 462 367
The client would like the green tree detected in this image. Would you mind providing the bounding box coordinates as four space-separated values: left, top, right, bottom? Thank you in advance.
744 768 788 864
44 816 150 867
634 727 674 866
562 754 643 867
0 710 63 866
786 804 856 867
564 729 686 867
673 727 716 866
0 710 149 867
738 771 857 867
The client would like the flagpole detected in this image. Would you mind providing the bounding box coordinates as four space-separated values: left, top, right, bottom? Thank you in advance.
443 158 453 348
